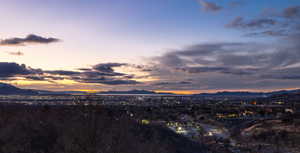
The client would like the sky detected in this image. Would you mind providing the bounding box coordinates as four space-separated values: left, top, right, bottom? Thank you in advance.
0 0 300 94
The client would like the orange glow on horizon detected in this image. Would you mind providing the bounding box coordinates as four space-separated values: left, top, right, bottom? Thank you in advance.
3 80 299 94
73 89 101 93
155 90 200 95
156 88 300 95
8 80 51 86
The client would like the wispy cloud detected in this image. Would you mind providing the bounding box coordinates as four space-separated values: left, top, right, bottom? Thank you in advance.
197 0 222 12
283 6 300 18
0 34 60 46
227 5 300 37
226 17 277 29
136 5 300 90
7 51 24 56
147 31 300 90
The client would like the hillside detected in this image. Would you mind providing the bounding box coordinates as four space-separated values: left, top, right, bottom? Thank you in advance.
0 83 37 95
0 105 209 153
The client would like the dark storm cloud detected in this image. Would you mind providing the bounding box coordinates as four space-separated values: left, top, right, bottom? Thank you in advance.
92 63 127 73
45 70 81 76
81 62 129 77
78 78 140 85
261 67 300 80
81 71 113 77
98 80 140 85
77 68 92 71
77 67 126 76
72 63 141 85
0 62 37 78
133 65 154 72
0 62 61 81
44 63 140 85
0 34 60 46
25 75 66 82
198 0 222 12
0 62 141 86
25 76 46 81
180 66 227 73
44 67 128 81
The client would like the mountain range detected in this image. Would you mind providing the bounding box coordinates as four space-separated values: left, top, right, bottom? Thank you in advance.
193 89 300 98
95 90 174 95
0 82 299 97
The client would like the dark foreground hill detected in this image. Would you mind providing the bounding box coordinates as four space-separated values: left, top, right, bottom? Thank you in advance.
0 83 37 95
0 105 209 153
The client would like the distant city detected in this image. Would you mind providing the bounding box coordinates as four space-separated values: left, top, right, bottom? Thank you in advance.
0 83 299 152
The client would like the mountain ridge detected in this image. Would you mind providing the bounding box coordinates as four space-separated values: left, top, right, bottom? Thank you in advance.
95 89 174 95
0 82 299 97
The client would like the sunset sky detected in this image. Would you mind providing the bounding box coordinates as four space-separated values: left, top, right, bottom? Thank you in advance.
1 0 300 94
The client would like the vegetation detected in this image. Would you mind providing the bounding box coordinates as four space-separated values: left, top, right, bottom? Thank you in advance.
0 104 209 153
